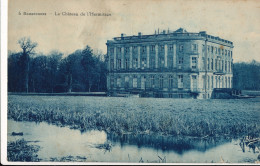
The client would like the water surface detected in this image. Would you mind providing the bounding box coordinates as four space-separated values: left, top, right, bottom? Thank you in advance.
8 120 259 163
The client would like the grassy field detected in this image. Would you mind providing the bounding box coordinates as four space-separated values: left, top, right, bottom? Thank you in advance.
8 95 260 138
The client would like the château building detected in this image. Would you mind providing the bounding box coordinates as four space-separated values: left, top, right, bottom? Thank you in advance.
106 28 233 99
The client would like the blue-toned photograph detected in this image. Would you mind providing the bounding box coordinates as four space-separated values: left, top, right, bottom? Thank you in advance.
3 0 260 164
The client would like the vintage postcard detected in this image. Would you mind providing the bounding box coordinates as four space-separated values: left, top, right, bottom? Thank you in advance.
1 0 260 164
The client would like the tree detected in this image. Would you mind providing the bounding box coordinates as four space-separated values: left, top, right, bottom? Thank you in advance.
18 37 38 92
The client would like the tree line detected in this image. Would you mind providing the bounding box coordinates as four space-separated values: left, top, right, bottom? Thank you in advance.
233 60 260 91
8 37 260 93
8 37 107 93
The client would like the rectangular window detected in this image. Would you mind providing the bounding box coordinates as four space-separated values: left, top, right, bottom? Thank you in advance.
169 45 173 50
110 48 114 54
169 75 173 88
192 44 197 51
159 76 164 89
191 57 197 69
178 75 183 88
133 58 138 69
141 58 146 69
159 58 164 68
151 75 155 88
161 45 164 51
117 77 121 87
215 47 217 54
142 46 146 53
179 45 184 52
215 60 217 70
125 47 129 53
208 58 210 70
117 59 121 69
125 76 129 88
111 61 114 70
125 59 129 69
211 58 214 70
218 48 220 55
133 76 137 88
179 57 184 64
211 46 214 53
110 76 114 88
211 76 214 89
151 45 155 52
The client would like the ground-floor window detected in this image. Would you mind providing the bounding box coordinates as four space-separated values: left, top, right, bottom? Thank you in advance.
159 76 164 89
133 76 137 88
178 75 183 88
117 77 121 87
169 75 173 88
151 75 155 88
178 94 183 98
125 76 129 88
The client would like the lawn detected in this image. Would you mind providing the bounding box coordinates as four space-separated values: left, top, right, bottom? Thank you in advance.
7 95 260 137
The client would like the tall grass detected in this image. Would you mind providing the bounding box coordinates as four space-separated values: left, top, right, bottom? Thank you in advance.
8 95 260 137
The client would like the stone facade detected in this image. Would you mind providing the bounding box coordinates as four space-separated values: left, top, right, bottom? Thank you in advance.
106 28 234 99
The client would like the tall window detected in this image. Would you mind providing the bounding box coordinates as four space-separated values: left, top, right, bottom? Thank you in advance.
141 58 146 69
117 59 121 69
110 76 114 88
159 58 164 68
125 47 129 53
151 58 155 69
179 45 184 52
211 76 214 89
191 57 197 69
169 75 173 88
215 76 218 88
222 60 224 71
133 76 137 88
142 46 146 53
151 45 155 52
218 48 220 55
169 45 173 50
211 46 214 53
125 59 129 69
111 60 114 70
192 44 197 51
133 58 138 69
125 76 129 88
151 75 155 88
179 57 184 64
211 58 214 70
178 75 183 88
117 77 121 87
160 45 164 51
159 76 164 89
208 58 210 70
215 60 217 70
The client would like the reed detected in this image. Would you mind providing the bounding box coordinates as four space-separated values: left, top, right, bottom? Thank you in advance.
8 95 260 138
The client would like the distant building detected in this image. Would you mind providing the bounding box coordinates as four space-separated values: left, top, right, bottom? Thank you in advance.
106 28 234 99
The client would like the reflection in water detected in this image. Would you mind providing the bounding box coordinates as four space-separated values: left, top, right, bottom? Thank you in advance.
107 133 232 154
7 119 259 163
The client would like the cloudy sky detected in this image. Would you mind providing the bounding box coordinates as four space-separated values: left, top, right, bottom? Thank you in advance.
8 0 260 62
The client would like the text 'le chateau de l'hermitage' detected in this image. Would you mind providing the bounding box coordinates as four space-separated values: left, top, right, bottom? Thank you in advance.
106 28 234 99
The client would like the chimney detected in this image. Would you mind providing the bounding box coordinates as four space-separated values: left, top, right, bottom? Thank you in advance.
163 30 166 34
138 32 142 37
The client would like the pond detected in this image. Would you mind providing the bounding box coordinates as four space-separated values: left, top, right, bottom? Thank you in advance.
8 119 259 163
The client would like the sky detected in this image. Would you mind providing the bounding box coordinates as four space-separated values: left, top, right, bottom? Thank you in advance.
8 0 260 62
